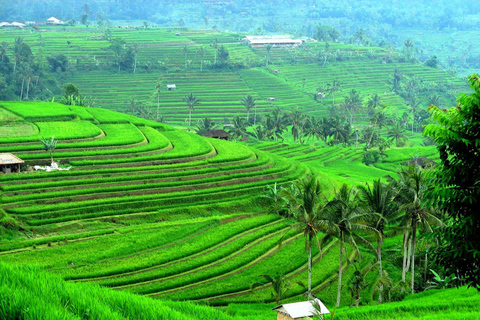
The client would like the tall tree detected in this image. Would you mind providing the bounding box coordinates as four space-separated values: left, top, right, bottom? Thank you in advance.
282 176 328 297
391 165 443 293
324 184 377 307
288 107 306 144
359 179 397 304
241 95 256 124
425 74 480 290
154 81 161 121
327 79 342 106
183 93 200 126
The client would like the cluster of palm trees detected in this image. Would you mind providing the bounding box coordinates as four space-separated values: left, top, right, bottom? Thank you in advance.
262 164 443 307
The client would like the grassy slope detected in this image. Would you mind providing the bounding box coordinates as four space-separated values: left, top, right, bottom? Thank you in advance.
2 262 479 320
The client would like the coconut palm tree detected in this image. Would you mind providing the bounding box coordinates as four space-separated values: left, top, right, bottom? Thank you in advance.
225 116 249 140
327 78 342 106
324 184 378 307
359 179 397 303
387 122 408 147
241 95 256 124
265 44 272 66
197 46 205 72
210 38 219 66
183 93 200 126
390 165 443 293
282 176 329 298
288 107 306 144
250 272 290 304
183 44 189 70
195 117 216 135
154 81 162 121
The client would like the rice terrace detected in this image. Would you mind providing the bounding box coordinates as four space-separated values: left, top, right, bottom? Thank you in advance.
0 1 479 319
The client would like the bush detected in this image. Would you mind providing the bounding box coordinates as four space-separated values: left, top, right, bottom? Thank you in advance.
362 150 380 165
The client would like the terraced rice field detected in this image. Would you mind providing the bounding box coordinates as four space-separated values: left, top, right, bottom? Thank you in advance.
0 101 362 305
0 27 467 127
255 141 439 184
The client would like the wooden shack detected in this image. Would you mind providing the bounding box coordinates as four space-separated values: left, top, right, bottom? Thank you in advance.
272 298 329 320
0 153 24 174
167 84 177 91
202 129 230 140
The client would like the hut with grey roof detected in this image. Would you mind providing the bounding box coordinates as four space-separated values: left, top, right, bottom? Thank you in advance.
272 298 330 320
0 153 24 174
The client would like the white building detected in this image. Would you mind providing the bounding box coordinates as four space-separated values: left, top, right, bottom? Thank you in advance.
244 35 303 47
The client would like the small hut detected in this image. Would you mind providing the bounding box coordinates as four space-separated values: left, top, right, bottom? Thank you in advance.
267 97 276 102
401 157 437 168
46 17 64 25
0 153 24 174
166 84 177 91
203 129 231 140
272 298 330 320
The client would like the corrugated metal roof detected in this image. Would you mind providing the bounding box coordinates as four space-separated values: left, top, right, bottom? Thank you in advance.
0 153 25 165
272 298 330 319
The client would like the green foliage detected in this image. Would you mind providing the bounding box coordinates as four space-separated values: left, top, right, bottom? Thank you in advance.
424 74 480 290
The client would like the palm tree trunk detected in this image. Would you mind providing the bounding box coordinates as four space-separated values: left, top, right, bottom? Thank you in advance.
189 110 192 126
411 223 417 294
247 109 249 122
402 230 409 282
156 95 160 121
26 77 30 100
337 235 343 307
308 236 312 297
254 105 257 125
20 77 25 100
406 236 412 274
378 237 383 304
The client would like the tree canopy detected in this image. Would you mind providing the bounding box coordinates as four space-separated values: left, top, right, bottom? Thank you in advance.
425 74 480 290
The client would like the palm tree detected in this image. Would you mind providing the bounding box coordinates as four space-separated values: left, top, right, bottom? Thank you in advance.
225 116 249 140
210 38 219 66
390 165 443 293
265 44 272 66
359 179 397 303
324 184 378 307
366 94 383 117
327 78 342 106
342 89 363 126
288 107 306 144
154 82 162 121
270 108 287 142
40 135 58 164
330 116 350 145
183 44 189 70
195 117 216 135
241 95 256 124
0 42 8 61
250 273 290 304
282 176 328 297
183 93 200 126
197 46 205 72
387 122 408 147
407 98 421 134
261 182 287 216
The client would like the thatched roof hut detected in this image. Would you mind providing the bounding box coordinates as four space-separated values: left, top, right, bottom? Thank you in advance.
202 129 231 140
0 153 24 174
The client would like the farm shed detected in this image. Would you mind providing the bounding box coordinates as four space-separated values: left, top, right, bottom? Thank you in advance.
401 157 437 168
244 35 303 47
272 298 329 320
0 153 24 174
203 129 231 140
167 84 177 91
46 17 64 25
